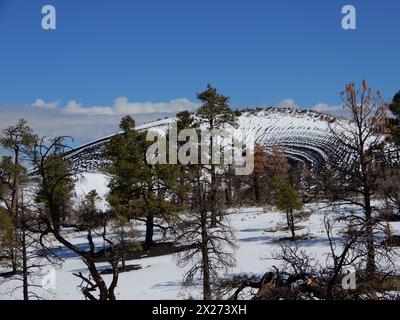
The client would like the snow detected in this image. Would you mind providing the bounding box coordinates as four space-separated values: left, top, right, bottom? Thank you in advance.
65 108 349 173
73 173 110 211
2 201 399 300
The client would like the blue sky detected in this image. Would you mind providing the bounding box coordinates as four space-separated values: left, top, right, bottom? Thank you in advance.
0 0 399 143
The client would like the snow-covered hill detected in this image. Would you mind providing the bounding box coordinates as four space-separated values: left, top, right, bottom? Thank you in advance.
65 108 347 173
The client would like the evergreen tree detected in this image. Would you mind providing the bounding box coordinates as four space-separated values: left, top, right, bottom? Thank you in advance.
79 190 102 227
273 178 304 240
0 120 56 300
35 152 75 226
110 214 140 271
105 116 180 249
195 84 238 227
0 119 37 299
33 137 121 300
175 111 197 206
0 119 37 219
196 84 238 128
389 91 400 146
0 207 18 268
174 108 237 300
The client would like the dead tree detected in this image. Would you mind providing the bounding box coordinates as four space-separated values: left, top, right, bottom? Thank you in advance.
219 211 399 300
323 80 390 277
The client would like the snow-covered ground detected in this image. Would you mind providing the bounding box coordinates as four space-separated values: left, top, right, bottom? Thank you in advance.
73 173 110 211
1 202 400 300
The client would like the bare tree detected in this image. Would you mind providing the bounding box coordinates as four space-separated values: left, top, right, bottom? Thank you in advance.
323 80 389 277
219 218 398 300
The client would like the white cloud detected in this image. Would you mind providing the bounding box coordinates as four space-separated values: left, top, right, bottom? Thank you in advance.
312 103 344 113
276 98 298 109
311 103 351 118
274 99 350 118
112 97 199 114
33 97 200 115
0 96 199 146
32 98 60 109
0 106 177 146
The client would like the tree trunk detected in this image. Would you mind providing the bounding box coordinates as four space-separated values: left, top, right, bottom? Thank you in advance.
144 214 154 249
11 149 20 218
103 217 107 251
10 248 18 274
86 259 111 300
361 144 376 277
210 165 218 228
201 211 211 300
121 237 126 271
53 230 116 300
108 264 119 300
21 226 28 300
364 200 376 276
121 256 126 271
254 174 260 203
178 166 187 206
225 165 233 206
225 188 231 206
286 212 290 230
10 149 20 275
289 211 296 240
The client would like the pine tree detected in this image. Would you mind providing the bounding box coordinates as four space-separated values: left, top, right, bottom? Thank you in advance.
195 84 238 227
35 153 75 227
273 178 303 240
0 207 18 269
0 119 37 300
105 116 180 249
174 109 237 300
32 137 121 300
110 214 140 271
0 119 36 220
389 91 400 146
175 111 197 206
78 190 102 227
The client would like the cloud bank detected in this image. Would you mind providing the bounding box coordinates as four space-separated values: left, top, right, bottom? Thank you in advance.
0 97 200 146
276 98 348 117
32 97 200 115
311 103 344 114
